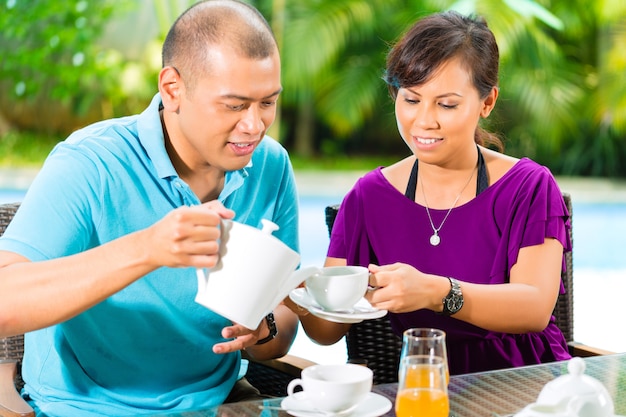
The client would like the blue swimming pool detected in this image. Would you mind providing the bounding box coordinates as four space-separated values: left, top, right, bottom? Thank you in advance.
572 202 626 270
0 188 26 205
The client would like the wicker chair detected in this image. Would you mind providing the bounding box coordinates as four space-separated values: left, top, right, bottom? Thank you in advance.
242 351 315 397
324 192 613 385
0 202 313 416
0 202 33 417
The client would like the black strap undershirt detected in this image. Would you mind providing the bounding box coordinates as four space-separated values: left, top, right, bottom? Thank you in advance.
404 146 488 200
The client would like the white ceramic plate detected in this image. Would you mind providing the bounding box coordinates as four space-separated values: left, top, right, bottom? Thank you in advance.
280 391 392 417
289 288 387 324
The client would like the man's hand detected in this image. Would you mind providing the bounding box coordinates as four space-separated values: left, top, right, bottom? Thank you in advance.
212 320 268 354
212 304 298 361
142 201 235 270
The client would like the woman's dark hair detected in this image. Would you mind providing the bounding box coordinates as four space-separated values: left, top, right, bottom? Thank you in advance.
384 11 503 151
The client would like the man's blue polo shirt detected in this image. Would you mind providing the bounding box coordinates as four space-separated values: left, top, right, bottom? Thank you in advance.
0 93 299 416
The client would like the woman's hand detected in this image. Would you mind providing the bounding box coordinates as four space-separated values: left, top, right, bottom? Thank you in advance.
365 263 447 313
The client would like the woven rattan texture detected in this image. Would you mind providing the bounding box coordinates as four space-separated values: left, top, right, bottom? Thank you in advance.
0 202 26 390
555 193 575 344
244 361 295 397
0 202 20 237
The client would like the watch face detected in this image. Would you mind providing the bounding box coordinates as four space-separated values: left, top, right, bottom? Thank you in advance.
447 296 464 312
441 278 463 316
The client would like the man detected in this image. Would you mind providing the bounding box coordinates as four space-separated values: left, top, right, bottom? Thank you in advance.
0 1 299 415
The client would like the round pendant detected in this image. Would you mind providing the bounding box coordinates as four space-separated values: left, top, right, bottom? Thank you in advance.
430 233 440 246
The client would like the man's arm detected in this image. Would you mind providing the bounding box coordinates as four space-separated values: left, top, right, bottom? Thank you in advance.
0 202 233 338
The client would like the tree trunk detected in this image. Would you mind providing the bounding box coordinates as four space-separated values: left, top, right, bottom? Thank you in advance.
293 97 315 157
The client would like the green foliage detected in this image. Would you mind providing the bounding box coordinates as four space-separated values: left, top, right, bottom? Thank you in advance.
1 0 625 176
0 0 155 133
533 0 626 176
269 0 438 141
2 1 114 103
289 153 400 171
257 0 626 176
0 130 59 167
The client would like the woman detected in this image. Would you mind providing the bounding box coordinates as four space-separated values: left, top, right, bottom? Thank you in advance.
292 10 572 375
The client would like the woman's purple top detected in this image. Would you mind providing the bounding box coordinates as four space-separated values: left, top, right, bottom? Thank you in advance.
327 158 572 375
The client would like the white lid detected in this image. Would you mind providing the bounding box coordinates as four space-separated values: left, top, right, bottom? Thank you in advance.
536 357 614 417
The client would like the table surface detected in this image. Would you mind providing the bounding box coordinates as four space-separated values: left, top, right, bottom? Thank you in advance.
158 353 626 417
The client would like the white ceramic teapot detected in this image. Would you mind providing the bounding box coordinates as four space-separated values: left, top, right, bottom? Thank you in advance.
195 219 319 329
514 357 618 417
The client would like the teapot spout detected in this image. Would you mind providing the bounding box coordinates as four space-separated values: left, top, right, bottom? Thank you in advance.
268 266 320 313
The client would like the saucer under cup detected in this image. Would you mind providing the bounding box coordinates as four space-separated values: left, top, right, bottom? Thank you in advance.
281 392 392 417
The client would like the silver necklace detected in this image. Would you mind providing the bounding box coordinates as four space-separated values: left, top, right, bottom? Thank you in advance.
420 165 476 246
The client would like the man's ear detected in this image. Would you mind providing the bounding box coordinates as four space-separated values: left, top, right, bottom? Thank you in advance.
480 86 499 118
159 66 182 111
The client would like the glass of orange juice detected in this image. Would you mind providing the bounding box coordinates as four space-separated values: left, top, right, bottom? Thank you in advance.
396 355 449 417
400 328 449 385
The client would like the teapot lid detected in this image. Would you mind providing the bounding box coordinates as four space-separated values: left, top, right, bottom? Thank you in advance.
536 357 614 416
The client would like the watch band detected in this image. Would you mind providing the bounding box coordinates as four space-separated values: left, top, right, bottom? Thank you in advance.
255 312 277 345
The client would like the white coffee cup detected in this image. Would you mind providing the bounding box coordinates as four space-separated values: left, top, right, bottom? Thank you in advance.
305 265 369 311
287 363 373 413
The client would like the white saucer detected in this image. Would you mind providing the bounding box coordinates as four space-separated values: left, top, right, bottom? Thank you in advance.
289 288 387 324
281 391 392 417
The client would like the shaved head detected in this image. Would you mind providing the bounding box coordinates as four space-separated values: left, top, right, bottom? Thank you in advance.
162 0 277 91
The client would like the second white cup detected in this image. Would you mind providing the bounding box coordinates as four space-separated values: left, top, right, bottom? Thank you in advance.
287 363 373 413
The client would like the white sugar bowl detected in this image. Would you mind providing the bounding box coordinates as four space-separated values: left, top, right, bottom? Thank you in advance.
514 357 615 417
